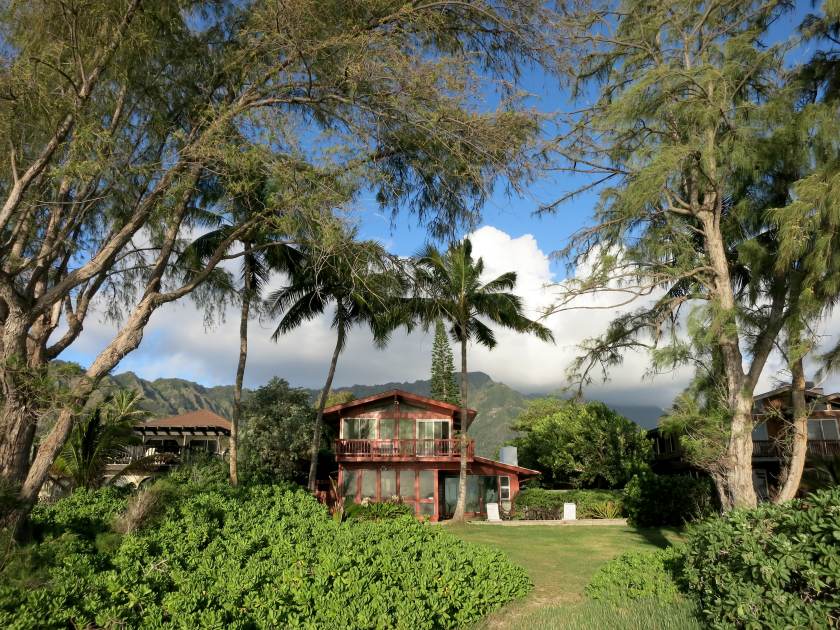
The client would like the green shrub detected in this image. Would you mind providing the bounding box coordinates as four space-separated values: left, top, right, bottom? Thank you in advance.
344 500 414 521
29 486 129 539
586 546 685 604
513 487 625 519
1 480 530 629
683 487 840 629
623 473 714 527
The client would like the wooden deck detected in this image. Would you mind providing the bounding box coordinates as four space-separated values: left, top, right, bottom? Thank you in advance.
334 438 474 462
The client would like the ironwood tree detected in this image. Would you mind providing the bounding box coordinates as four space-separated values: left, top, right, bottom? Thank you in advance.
546 0 840 509
0 0 553 524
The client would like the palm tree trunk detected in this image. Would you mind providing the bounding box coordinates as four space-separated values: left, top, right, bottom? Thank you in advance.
308 326 344 492
452 336 469 522
774 356 808 502
230 249 253 486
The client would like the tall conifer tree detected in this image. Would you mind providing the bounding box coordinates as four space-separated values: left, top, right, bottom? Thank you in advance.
430 319 461 406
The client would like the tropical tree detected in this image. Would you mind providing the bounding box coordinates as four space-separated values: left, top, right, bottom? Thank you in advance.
182 169 305 486
512 398 651 489
430 319 461 406
238 378 315 485
545 0 840 509
0 0 549 526
266 220 407 491
413 238 553 521
52 390 149 491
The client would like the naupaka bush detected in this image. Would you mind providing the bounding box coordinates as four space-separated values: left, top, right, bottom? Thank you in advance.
1 480 530 629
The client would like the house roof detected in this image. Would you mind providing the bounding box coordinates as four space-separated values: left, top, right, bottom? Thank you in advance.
322 389 477 426
139 409 232 432
753 383 825 403
473 456 541 477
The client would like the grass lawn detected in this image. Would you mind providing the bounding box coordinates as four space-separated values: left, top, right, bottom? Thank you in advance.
447 523 701 630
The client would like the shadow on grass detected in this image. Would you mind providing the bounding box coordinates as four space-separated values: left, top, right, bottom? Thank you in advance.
633 527 672 549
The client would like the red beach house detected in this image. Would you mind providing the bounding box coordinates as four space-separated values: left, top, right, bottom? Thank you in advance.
322 389 539 521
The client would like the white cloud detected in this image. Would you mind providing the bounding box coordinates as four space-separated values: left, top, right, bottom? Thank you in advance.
60 224 840 409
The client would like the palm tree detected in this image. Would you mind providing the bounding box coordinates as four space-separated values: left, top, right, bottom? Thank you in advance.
52 390 150 490
266 224 406 491
185 222 302 486
412 238 554 521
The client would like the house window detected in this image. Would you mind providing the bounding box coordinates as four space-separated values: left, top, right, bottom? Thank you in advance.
343 470 359 504
380 418 396 439
419 470 435 500
360 469 377 500
399 470 415 499
809 419 839 440
499 476 511 501
343 418 376 440
381 469 396 500
752 423 768 440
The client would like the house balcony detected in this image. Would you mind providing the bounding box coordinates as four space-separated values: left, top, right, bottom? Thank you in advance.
752 439 840 460
334 438 475 462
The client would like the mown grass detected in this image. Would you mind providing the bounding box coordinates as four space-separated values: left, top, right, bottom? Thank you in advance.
447 524 699 629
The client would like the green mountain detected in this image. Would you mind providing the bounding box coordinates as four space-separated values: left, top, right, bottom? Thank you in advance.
97 368 663 458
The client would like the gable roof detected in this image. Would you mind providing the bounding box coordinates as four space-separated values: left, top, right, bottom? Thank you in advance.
322 389 477 426
473 456 540 477
140 409 232 431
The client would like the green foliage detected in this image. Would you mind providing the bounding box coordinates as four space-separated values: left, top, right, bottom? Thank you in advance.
512 398 651 489
29 486 129 540
52 390 149 490
683 487 840 629
2 477 530 629
343 500 414 522
513 488 624 519
239 378 316 484
430 319 461 406
586 546 686 605
623 473 715 528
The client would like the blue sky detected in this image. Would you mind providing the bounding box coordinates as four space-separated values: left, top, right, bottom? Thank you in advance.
61 3 839 405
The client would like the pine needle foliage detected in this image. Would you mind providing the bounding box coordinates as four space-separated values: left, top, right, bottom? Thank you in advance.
430 319 461 406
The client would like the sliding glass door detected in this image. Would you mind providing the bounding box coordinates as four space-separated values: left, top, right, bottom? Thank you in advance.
417 420 450 455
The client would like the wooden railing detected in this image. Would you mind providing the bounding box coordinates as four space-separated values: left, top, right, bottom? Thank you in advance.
334 438 474 459
752 439 840 459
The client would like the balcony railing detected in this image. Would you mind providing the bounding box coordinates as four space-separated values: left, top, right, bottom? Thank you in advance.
752 439 840 459
334 438 474 459
106 445 223 467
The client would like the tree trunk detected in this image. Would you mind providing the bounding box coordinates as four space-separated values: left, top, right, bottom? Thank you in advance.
0 399 37 488
451 336 469 522
230 249 253 486
774 356 808 503
308 326 344 492
700 210 757 510
711 471 732 512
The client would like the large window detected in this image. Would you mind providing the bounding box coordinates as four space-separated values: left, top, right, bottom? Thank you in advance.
381 469 396 499
399 470 415 499
809 419 840 440
443 475 499 515
343 470 359 503
417 420 450 455
343 418 376 440
360 469 377 500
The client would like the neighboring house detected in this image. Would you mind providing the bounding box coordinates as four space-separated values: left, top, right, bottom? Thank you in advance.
321 389 539 521
650 383 840 499
106 409 231 486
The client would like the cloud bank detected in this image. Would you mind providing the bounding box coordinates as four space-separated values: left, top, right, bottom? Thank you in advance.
60 225 840 409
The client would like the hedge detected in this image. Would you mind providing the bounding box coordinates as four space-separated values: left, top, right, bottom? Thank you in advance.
1 477 530 629
682 486 840 629
513 487 624 519
623 472 714 527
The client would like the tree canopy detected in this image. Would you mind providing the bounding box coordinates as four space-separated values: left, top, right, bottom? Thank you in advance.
512 398 651 489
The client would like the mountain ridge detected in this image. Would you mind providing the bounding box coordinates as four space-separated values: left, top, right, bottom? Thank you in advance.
95 368 664 458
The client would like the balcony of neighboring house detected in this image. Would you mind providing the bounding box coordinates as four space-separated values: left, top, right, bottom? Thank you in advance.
333 437 475 461
104 410 231 482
